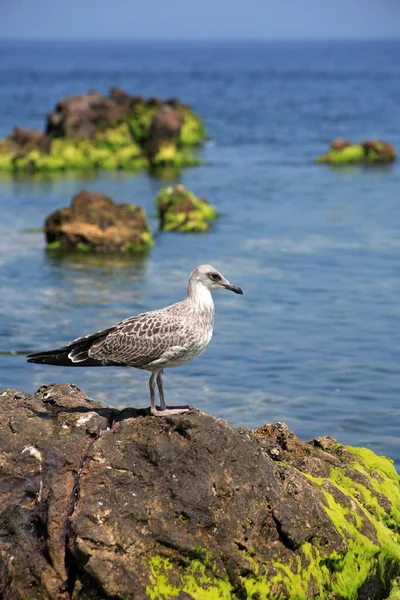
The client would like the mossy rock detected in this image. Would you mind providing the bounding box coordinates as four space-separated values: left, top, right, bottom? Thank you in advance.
1 384 400 600
157 184 217 232
316 139 397 165
143 425 400 600
151 143 201 169
45 190 154 254
178 105 206 146
0 88 206 174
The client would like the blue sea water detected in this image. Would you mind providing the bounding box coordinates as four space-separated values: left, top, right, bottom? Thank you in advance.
1 40 400 463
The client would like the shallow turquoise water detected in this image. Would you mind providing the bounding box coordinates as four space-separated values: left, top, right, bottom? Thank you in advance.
1 40 400 463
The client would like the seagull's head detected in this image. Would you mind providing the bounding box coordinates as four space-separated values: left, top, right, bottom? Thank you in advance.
190 264 243 295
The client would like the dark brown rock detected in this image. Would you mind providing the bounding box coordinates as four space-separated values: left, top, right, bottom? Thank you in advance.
0 385 112 600
45 88 186 147
45 90 130 139
109 86 135 107
331 138 350 151
1 126 51 153
69 414 346 598
44 189 153 254
0 386 399 599
361 139 397 161
145 105 183 159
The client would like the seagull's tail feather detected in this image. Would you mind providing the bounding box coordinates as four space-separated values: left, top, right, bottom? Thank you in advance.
27 327 115 367
27 351 103 367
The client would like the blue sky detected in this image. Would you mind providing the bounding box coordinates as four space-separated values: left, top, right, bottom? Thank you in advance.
1 0 400 40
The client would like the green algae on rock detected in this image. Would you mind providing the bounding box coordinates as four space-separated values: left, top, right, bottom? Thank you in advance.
2 385 400 600
177 105 206 146
157 184 217 232
71 416 400 600
316 138 397 165
146 439 400 600
0 88 206 174
45 189 154 254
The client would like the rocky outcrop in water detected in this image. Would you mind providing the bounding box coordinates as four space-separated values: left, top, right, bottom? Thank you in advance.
45 88 135 140
157 184 217 232
144 105 183 162
0 88 205 173
316 138 396 165
1 384 400 599
45 189 154 254
4 127 51 154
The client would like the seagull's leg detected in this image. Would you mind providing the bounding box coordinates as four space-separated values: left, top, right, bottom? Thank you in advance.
157 370 167 410
149 372 157 414
150 370 193 417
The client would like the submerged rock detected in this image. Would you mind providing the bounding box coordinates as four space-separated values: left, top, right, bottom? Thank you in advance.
1 384 400 599
0 88 205 173
157 184 217 232
44 189 154 254
316 139 397 165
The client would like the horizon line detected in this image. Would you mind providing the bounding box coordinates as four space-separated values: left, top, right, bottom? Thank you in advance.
0 35 400 43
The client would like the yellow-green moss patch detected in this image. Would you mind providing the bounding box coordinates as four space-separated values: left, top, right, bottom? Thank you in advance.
157 184 217 232
316 139 396 165
0 90 206 174
146 556 232 600
144 445 400 599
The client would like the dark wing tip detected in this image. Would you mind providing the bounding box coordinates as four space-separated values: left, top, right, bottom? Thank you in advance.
27 354 47 364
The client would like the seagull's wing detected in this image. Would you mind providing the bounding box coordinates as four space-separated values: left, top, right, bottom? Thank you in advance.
27 304 190 369
88 308 186 368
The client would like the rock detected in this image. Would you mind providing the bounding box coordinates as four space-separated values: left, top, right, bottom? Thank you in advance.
316 139 397 165
157 184 217 232
1 384 400 599
44 190 154 254
0 384 113 600
45 90 131 140
0 127 53 173
145 106 183 160
4 126 51 153
361 139 397 162
331 138 350 151
0 89 206 174
110 87 144 106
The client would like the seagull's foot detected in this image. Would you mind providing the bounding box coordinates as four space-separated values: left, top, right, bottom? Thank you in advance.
150 404 194 417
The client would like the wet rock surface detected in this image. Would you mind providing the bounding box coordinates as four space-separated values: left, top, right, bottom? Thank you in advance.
44 189 154 254
1 384 400 599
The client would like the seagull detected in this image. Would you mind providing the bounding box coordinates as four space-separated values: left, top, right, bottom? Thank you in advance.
27 265 243 416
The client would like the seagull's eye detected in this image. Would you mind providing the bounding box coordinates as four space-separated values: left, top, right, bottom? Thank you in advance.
210 272 221 282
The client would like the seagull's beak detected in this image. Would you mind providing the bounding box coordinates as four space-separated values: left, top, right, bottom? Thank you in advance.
224 282 243 295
